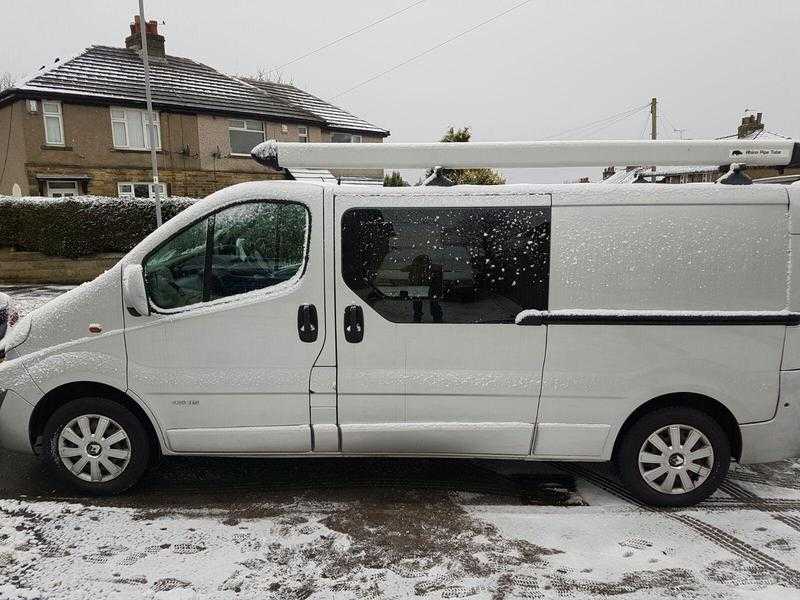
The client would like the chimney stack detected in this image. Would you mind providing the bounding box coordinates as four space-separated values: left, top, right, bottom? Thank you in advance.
125 15 165 59
737 112 766 139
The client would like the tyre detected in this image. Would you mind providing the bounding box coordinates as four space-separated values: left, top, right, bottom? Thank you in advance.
42 397 151 496
615 407 730 507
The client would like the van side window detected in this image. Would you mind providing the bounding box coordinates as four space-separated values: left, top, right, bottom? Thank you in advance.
144 218 208 310
210 203 307 300
341 206 550 324
144 201 309 310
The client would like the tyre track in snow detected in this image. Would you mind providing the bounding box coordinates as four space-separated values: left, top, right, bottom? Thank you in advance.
773 513 800 533
555 463 800 589
729 470 800 491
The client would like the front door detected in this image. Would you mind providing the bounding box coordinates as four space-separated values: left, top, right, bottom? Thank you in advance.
334 190 551 455
125 191 325 453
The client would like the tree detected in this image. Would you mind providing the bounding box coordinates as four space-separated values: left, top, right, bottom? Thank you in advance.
383 171 409 187
425 126 506 185
249 68 296 86
0 72 15 92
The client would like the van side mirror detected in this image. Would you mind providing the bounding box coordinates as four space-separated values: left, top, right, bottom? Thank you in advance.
123 264 150 317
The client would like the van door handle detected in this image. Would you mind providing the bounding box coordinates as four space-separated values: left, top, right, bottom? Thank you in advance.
344 304 364 343
297 304 318 343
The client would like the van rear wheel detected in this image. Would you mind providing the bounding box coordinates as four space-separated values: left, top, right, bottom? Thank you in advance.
615 407 730 507
42 397 151 496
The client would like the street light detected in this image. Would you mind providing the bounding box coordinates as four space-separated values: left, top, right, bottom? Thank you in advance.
138 0 163 227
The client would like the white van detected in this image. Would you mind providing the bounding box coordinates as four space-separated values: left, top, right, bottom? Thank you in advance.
2 148 800 506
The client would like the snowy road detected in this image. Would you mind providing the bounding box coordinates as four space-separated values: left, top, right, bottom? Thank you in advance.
1 286 799 599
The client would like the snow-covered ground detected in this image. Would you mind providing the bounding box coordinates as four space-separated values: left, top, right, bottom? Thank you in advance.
1 459 799 599
1 286 799 599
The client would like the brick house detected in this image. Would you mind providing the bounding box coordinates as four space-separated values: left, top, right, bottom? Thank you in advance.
0 18 389 198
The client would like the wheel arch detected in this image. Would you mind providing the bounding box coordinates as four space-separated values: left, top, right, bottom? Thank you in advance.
612 392 742 461
29 381 163 461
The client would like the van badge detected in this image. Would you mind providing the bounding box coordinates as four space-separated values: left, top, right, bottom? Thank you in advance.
88 324 103 334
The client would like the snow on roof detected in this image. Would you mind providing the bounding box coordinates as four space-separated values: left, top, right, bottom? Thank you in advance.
243 79 390 137
2 45 324 123
718 129 792 141
601 168 647 184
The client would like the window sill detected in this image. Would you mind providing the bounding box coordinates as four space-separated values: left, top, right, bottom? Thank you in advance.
41 144 72 151
111 147 165 154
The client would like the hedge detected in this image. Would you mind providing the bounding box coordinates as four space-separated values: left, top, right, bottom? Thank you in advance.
0 196 197 258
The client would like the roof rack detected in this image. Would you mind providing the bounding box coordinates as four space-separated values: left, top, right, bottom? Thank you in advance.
252 139 800 170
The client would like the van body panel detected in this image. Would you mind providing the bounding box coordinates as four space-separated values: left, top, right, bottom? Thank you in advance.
0 390 34 453
18 266 127 397
549 199 788 311
739 369 800 463
166 425 311 453
333 190 550 455
124 182 326 453
340 422 533 455
538 324 784 461
789 186 800 234
532 423 611 458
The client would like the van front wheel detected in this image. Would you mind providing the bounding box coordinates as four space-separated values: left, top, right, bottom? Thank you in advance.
615 407 730 507
42 397 151 496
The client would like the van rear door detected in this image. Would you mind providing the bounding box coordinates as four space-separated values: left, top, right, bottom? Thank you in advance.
333 188 551 455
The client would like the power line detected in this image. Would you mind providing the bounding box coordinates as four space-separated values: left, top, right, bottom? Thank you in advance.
331 0 534 99
270 0 427 76
543 104 650 140
579 106 651 138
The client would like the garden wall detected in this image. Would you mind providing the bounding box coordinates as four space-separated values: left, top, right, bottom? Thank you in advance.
0 195 197 283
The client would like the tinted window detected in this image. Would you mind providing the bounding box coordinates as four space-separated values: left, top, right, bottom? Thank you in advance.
144 219 208 310
144 201 309 310
341 206 549 324
210 202 307 300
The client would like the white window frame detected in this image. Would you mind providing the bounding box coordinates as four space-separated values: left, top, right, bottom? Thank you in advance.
118 181 167 199
228 119 266 156
298 125 309 143
110 107 161 151
45 180 78 197
42 101 64 146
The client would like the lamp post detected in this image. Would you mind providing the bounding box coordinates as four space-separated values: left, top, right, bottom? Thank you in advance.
138 0 163 227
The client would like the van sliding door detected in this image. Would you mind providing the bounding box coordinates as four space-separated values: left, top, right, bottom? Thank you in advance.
334 191 551 456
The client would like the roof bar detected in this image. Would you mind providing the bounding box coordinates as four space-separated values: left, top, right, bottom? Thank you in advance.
252 139 800 170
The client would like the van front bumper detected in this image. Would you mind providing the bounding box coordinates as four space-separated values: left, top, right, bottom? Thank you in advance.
0 389 34 454
739 370 800 464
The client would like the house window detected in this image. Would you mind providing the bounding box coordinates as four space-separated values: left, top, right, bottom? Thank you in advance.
118 182 167 199
331 132 362 143
229 119 265 155
45 180 79 197
42 101 64 145
298 125 309 143
111 107 161 150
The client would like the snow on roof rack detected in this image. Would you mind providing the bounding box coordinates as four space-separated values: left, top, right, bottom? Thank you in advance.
252 139 800 171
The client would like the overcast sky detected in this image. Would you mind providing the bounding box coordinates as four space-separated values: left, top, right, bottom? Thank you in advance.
3 0 799 182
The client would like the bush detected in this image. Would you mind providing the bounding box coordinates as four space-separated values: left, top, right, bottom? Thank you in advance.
0 196 197 258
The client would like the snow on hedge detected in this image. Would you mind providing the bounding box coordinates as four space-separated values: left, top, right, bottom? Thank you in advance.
0 195 198 258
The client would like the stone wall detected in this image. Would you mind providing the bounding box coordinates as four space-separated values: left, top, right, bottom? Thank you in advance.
0 247 123 284
26 165 286 198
